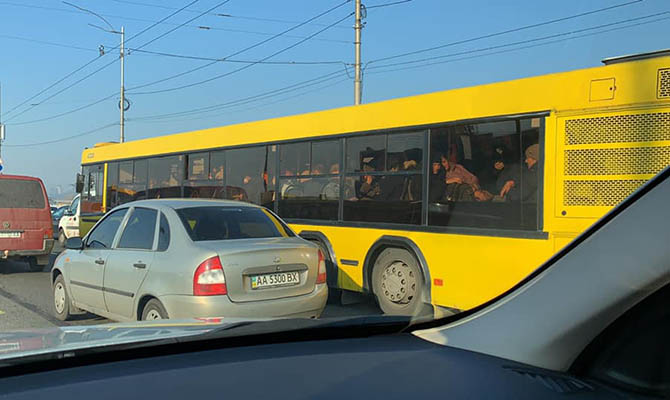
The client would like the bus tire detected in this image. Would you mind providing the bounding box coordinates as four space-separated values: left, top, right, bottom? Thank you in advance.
371 248 424 316
58 229 66 246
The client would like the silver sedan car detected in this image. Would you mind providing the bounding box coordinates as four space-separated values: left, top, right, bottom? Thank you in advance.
51 199 328 321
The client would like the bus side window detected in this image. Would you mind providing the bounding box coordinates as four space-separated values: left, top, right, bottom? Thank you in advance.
427 117 541 231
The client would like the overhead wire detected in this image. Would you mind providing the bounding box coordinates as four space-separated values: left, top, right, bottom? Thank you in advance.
127 48 347 65
2 0 203 122
0 0 348 43
130 0 231 52
366 0 644 65
3 122 118 147
5 57 120 124
128 6 664 124
365 10 670 72
0 33 100 53
129 69 347 121
108 0 352 30
125 0 352 93
131 75 350 125
128 10 354 95
366 0 413 10
365 14 670 77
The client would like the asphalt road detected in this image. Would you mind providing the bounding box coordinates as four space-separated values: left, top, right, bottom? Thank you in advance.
0 246 380 331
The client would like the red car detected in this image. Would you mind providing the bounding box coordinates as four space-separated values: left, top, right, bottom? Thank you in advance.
0 174 54 271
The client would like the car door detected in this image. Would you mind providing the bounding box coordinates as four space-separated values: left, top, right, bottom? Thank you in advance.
103 207 157 319
60 195 80 238
67 208 128 312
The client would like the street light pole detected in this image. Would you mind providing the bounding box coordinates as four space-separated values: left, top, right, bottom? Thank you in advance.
354 0 362 105
120 26 125 143
64 2 128 142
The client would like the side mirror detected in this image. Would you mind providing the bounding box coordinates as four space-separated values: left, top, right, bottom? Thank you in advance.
75 173 84 194
65 237 84 250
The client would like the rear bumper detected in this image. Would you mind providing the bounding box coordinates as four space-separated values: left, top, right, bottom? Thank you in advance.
159 284 328 320
1 239 54 258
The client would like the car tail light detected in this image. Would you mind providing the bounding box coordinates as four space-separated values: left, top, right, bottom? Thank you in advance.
316 249 327 284
193 256 227 296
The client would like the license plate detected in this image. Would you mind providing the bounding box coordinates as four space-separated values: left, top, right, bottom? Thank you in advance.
0 232 20 238
251 272 300 289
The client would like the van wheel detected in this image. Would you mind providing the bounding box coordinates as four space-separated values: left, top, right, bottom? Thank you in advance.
27 257 43 272
141 299 169 320
372 248 424 316
58 229 66 245
53 274 73 321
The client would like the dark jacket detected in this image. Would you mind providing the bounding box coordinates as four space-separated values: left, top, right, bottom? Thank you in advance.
379 175 406 201
429 171 447 202
499 163 538 202
356 178 381 200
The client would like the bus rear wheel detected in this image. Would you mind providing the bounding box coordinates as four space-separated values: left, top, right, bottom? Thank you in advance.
372 248 424 316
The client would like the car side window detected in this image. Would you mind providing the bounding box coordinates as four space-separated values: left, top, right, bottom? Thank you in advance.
157 213 170 251
86 209 128 249
70 196 79 214
575 283 670 397
117 207 158 250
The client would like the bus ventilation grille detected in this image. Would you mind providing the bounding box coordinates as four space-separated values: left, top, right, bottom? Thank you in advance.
564 179 646 207
658 68 670 99
565 112 670 145
565 146 670 176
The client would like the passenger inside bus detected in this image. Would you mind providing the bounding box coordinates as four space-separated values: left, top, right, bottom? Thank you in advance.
355 163 381 200
498 143 540 202
321 163 341 200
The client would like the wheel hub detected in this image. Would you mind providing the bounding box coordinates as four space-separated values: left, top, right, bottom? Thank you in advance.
145 310 162 320
380 261 416 304
54 283 65 314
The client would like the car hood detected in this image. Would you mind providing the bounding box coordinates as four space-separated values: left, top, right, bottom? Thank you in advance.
0 318 262 363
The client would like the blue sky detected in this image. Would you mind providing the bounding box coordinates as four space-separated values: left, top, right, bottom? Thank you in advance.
0 0 668 194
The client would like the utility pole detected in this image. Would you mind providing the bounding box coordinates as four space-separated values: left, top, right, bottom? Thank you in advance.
65 2 128 142
354 0 363 105
120 26 125 143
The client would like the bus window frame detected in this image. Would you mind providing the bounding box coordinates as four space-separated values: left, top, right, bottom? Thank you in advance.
81 110 548 239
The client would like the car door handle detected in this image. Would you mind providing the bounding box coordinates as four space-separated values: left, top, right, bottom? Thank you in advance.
133 262 146 269
94 258 105 265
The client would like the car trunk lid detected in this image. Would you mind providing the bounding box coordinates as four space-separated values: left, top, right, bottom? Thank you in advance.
195 237 318 302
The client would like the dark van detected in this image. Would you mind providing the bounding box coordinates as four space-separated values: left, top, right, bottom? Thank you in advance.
0 175 54 271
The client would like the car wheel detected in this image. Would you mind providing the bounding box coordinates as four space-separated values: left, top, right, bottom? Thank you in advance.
27 257 43 272
58 229 66 245
372 248 425 316
53 274 73 321
141 299 169 320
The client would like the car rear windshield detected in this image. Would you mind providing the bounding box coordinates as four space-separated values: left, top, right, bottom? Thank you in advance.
176 206 293 241
0 179 45 209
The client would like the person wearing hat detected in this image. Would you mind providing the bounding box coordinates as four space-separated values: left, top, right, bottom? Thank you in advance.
499 143 540 202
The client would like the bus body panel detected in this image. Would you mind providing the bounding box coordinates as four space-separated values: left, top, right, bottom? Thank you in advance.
290 223 554 311
75 53 670 312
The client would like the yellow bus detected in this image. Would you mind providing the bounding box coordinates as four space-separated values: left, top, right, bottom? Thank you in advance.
78 49 670 316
